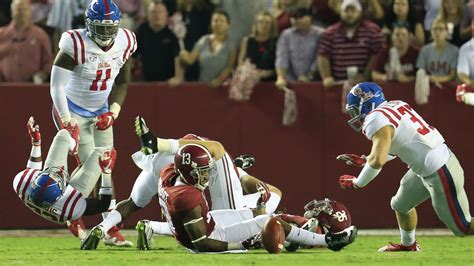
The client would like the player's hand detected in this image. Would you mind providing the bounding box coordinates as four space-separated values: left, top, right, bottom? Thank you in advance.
99 148 117 174
27 116 41 146
95 112 115 130
135 116 158 155
256 182 271 207
336 154 366 167
339 175 358 189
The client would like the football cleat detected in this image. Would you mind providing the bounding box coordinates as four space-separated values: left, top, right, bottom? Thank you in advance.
234 155 255 169
81 225 105 250
135 116 158 155
378 241 421 252
136 220 154 250
104 225 134 247
67 218 87 240
325 225 358 251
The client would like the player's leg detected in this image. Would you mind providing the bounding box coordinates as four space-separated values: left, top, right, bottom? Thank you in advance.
43 129 75 171
380 169 430 252
69 147 108 196
423 153 472 237
240 173 282 214
209 209 255 227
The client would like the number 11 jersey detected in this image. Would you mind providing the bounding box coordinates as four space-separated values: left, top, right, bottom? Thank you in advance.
58 28 137 113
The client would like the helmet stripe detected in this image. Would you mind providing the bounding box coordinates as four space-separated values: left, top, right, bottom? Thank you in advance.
22 170 38 200
103 0 111 18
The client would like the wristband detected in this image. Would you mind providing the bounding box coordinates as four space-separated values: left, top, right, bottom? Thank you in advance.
157 138 179 154
110 102 121 119
353 163 381 188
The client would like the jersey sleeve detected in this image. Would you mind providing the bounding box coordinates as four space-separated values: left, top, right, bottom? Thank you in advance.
58 31 76 62
362 111 396 140
172 188 202 212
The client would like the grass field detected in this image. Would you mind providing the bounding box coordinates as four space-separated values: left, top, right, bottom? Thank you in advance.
2 232 474 266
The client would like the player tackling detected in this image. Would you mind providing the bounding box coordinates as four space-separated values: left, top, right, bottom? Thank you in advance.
337 82 474 252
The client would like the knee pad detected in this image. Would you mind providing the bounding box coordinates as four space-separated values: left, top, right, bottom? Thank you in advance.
390 196 412 213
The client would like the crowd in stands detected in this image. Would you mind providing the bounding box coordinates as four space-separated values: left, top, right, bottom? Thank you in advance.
1 0 474 90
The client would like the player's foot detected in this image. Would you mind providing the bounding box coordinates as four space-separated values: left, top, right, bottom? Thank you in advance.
378 241 421 252
325 225 358 251
234 155 255 169
81 225 104 250
67 218 87 240
136 220 154 250
456 84 471 103
242 232 263 249
104 225 134 247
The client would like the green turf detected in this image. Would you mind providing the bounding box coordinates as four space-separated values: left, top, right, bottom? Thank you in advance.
1 235 474 265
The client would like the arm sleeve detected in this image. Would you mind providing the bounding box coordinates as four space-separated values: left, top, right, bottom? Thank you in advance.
457 45 470 76
50 66 72 122
275 31 290 69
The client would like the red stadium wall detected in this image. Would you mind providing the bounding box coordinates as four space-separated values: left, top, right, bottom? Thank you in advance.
1 82 473 230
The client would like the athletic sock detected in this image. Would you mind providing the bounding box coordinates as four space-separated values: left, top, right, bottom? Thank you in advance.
286 226 327 246
400 227 416 246
149 221 173 236
99 210 122 233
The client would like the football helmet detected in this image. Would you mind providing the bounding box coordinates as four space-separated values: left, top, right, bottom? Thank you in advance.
174 144 216 191
27 167 68 208
85 0 121 47
346 82 386 132
303 198 351 233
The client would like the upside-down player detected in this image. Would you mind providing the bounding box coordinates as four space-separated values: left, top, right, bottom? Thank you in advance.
81 116 283 250
13 117 116 228
337 82 474 252
49 0 136 245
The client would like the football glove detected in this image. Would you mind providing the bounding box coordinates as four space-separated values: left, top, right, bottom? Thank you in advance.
336 154 366 167
99 148 117 174
256 182 271 207
27 116 41 146
339 175 358 189
95 112 115 130
135 116 158 155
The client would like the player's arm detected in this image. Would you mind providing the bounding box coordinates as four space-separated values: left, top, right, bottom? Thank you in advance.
339 125 393 189
240 174 282 198
182 205 244 252
51 51 76 125
26 117 42 170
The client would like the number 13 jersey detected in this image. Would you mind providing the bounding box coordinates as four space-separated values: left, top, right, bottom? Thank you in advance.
362 100 450 177
58 28 137 113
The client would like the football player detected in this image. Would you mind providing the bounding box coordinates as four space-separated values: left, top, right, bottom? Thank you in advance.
13 117 116 232
82 143 358 252
337 82 474 252
80 116 283 250
49 0 136 246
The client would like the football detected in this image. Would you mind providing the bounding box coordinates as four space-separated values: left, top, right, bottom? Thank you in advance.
261 217 286 254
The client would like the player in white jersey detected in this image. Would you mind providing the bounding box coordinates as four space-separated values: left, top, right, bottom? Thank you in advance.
13 117 116 232
49 0 136 246
80 116 283 250
337 82 474 252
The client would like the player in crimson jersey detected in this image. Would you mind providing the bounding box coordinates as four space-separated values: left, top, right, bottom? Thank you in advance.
13 117 116 228
337 82 474 252
82 143 357 252
49 0 135 246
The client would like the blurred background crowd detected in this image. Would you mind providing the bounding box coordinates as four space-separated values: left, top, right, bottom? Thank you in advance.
1 0 474 92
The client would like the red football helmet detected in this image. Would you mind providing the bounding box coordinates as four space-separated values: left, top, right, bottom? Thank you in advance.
174 144 216 190
303 198 351 233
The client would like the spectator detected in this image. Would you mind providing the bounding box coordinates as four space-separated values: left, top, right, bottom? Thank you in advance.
460 0 474 41
318 0 383 88
372 26 419 83
114 0 146 30
424 0 442 37
457 21 474 86
179 10 237 87
437 0 466 47
176 0 214 81
0 1 12 27
416 18 458 84
271 0 309 34
238 11 278 82
218 0 266 46
383 0 425 47
0 0 52 82
275 8 323 88
312 0 341 27
134 1 181 82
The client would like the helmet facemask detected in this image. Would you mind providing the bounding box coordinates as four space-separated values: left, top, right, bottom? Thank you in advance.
189 159 217 191
303 198 334 219
86 18 120 47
